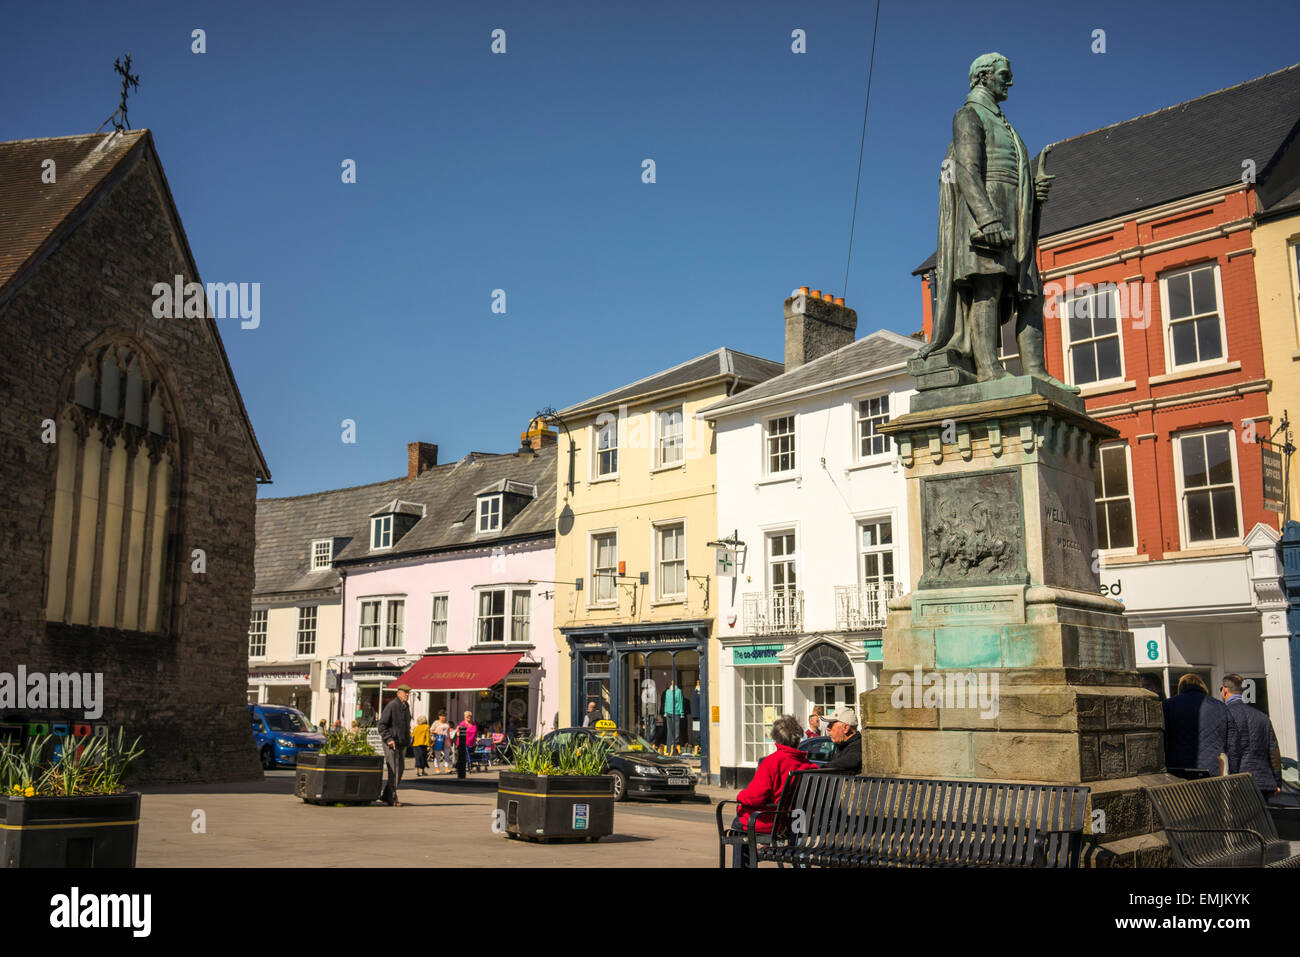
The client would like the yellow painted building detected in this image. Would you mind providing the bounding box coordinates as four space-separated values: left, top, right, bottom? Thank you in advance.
1254 191 1300 524
545 349 782 784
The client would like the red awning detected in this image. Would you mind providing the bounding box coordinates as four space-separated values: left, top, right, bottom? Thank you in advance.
388 652 524 692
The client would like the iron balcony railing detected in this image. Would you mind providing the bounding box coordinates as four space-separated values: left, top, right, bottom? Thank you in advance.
834 581 902 630
742 588 804 636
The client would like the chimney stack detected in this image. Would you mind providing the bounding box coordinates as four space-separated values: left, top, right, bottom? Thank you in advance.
407 441 438 479
783 287 857 370
520 423 558 452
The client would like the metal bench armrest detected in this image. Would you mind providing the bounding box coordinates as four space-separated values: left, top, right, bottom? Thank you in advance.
1162 826 1269 867
715 799 741 837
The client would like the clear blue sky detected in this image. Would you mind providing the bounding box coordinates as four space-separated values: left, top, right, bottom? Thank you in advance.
5 0 1298 496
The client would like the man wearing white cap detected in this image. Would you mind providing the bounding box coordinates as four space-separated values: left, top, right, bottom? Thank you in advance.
823 708 862 773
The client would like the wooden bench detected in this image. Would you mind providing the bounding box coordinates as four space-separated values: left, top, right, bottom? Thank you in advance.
717 770 1089 868
1144 772 1300 868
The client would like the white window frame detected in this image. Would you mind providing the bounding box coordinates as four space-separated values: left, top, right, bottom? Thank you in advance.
739 665 784 766
592 414 619 480
854 394 892 461
370 515 393 551
653 406 685 470
429 592 449 647
1172 426 1243 549
589 529 619 607
358 596 405 650
477 495 502 534
1094 442 1137 555
1159 263 1228 373
766 528 798 593
248 608 268 659
1061 284 1126 387
310 539 333 571
472 585 532 645
764 414 797 476
858 516 896 588
653 520 686 602
295 605 318 658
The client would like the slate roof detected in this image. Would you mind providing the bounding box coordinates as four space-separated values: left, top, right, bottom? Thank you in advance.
558 348 783 418
254 446 557 596
699 330 921 417
0 131 146 293
912 64 1300 274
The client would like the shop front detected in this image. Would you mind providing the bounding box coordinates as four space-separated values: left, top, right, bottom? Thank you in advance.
563 621 710 772
343 658 412 727
717 631 877 787
247 664 316 716
388 652 546 738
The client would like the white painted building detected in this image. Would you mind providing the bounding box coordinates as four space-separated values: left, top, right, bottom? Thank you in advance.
700 321 921 786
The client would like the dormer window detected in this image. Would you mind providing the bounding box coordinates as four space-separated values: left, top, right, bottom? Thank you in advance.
478 495 502 533
474 480 536 536
311 539 334 570
371 515 393 550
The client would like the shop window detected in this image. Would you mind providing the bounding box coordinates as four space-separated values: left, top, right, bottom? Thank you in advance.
295 606 317 657
1161 264 1226 369
856 395 891 458
248 609 268 658
1176 428 1240 545
1064 285 1123 385
1094 443 1135 551
741 666 784 764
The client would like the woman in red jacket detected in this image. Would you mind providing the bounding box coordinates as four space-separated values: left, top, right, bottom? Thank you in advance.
731 715 817 864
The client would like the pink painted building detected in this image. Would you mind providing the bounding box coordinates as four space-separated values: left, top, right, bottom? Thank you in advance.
328 437 560 735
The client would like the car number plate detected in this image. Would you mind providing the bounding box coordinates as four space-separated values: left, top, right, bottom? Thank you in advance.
666 778 690 786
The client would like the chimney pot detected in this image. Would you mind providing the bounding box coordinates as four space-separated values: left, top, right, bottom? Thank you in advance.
822 292 833 301
407 441 438 479
798 286 810 296
809 289 821 299
834 297 845 306
520 424 558 452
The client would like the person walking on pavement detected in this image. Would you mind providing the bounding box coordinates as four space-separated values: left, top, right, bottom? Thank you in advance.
431 711 451 773
582 701 600 727
1162 674 1229 778
454 710 477 779
377 684 413 806
411 715 431 777
1221 674 1283 799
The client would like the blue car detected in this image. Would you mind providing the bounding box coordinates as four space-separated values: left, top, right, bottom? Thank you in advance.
249 704 325 770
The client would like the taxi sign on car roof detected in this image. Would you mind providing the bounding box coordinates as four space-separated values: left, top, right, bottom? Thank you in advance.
594 719 617 731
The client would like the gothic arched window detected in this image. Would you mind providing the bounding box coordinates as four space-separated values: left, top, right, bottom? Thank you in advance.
45 342 180 633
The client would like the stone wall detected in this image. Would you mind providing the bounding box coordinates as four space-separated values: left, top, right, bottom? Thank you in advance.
0 145 263 783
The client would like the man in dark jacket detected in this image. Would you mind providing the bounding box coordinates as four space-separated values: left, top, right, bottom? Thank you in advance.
1162 674 1228 778
824 708 862 773
377 684 413 806
1221 674 1282 798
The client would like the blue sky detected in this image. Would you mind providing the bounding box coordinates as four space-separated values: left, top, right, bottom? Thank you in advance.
5 0 1299 496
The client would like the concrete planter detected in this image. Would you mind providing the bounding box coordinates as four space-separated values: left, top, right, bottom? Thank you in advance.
294 752 385 805
497 772 615 843
1 792 141 868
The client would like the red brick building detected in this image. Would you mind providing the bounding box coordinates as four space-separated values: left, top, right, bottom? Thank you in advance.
914 65 1300 757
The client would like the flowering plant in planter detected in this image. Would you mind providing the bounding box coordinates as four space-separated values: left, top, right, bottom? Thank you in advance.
295 727 385 805
319 727 377 756
498 734 616 843
1 729 145 868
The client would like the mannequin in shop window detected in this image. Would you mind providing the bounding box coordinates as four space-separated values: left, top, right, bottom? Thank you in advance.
691 682 701 755
641 677 658 741
664 681 685 755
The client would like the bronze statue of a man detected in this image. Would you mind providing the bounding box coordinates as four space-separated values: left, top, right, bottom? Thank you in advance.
918 52 1077 392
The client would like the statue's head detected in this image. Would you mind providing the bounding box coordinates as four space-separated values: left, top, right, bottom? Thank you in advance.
969 52 1012 102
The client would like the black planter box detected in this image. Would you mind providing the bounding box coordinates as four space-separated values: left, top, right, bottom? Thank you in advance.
294 752 385 804
2 793 141 868
497 772 615 843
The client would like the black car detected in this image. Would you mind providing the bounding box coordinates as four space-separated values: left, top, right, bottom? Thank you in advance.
797 735 836 768
541 726 698 802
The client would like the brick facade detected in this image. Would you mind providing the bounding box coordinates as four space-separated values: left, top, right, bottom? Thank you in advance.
0 136 267 783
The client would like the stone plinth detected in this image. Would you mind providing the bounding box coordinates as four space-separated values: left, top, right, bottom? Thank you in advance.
866 376 1181 866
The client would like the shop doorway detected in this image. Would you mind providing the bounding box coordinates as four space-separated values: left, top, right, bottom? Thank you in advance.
795 643 856 729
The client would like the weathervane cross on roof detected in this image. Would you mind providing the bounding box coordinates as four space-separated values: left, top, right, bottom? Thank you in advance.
96 53 140 133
